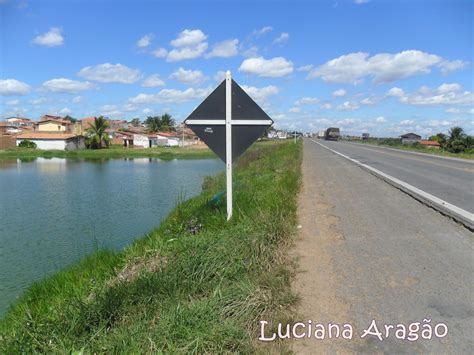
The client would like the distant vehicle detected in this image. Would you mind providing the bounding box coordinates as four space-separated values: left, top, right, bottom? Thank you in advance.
318 130 325 139
324 127 340 141
362 133 370 140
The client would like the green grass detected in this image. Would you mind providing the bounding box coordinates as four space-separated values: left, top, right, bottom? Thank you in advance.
0 140 302 353
0 145 216 160
353 139 474 160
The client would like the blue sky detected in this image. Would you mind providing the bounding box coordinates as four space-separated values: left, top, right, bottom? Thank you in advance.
0 0 472 137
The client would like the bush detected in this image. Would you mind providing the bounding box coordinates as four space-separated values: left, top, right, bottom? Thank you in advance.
18 140 37 149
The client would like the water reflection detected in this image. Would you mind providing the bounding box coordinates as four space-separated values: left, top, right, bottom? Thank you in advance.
0 157 223 315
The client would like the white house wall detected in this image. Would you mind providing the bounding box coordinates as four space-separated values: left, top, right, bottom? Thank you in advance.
17 139 66 150
133 134 149 148
16 137 85 150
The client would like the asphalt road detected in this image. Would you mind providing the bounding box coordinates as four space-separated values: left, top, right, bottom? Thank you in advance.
314 140 474 214
292 139 473 354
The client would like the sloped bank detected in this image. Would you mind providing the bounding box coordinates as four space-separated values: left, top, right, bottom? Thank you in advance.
0 141 302 353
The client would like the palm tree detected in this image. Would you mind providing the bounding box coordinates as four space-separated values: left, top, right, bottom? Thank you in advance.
146 116 161 132
160 113 175 132
130 118 141 127
447 126 467 153
86 116 110 149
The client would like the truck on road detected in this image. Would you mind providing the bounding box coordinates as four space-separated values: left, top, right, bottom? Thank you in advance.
324 127 340 141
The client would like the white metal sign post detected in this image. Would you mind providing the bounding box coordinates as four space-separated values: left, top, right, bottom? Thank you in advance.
184 70 273 222
225 71 233 220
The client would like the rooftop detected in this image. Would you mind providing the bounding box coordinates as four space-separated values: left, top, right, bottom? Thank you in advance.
420 140 441 146
16 132 81 140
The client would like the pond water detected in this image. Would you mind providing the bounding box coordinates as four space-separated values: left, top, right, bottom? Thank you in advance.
0 157 223 316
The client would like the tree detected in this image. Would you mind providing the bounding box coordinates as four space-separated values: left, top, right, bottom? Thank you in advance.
447 126 467 153
85 116 110 149
146 116 161 132
160 113 175 132
130 118 141 127
63 115 77 123
429 133 447 147
464 135 473 151
18 140 37 148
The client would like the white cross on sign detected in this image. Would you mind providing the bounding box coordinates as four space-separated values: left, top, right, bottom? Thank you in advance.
184 71 273 220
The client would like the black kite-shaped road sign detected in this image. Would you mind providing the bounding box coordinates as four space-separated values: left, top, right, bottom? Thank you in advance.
184 78 273 162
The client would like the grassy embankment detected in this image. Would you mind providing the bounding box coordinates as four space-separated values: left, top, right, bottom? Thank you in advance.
0 144 215 160
353 138 474 160
0 140 302 353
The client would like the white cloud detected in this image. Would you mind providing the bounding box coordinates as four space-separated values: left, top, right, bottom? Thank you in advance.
143 108 153 115
167 42 208 62
336 101 359 111
437 83 461 94
308 50 444 84
60 107 72 115
152 48 168 58
320 103 332 110
445 108 460 114
170 29 207 47
206 39 239 58
136 33 153 48
295 97 319 105
239 56 293 77
426 119 456 128
315 118 332 125
6 99 19 105
78 63 141 84
375 116 386 123
400 119 415 126
401 92 474 106
165 29 208 62
32 27 64 47
274 32 289 45
439 59 469 74
214 70 226 82
129 87 211 104
0 79 31 95
72 96 82 103
254 26 273 36
336 118 359 126
333 89 346 97
386 87 405 97
170 68 207 85
240 85 279 105
41 78 95 93
297 64 313 72
241 45 259 58
360 97 377 105
124 103 138 112
100 104 122 117
142 74 165 87
397 84 474 106
31 97 47 105
354 0 369 4
289 107 300 113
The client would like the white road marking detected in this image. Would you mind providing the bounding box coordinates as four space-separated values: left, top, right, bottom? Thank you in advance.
345 141 474 165
310 139 474 230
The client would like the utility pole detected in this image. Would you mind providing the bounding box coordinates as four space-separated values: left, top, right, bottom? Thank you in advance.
182 123 185 147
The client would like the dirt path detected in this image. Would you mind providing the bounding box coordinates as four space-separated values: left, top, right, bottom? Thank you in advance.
291 142 354 354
